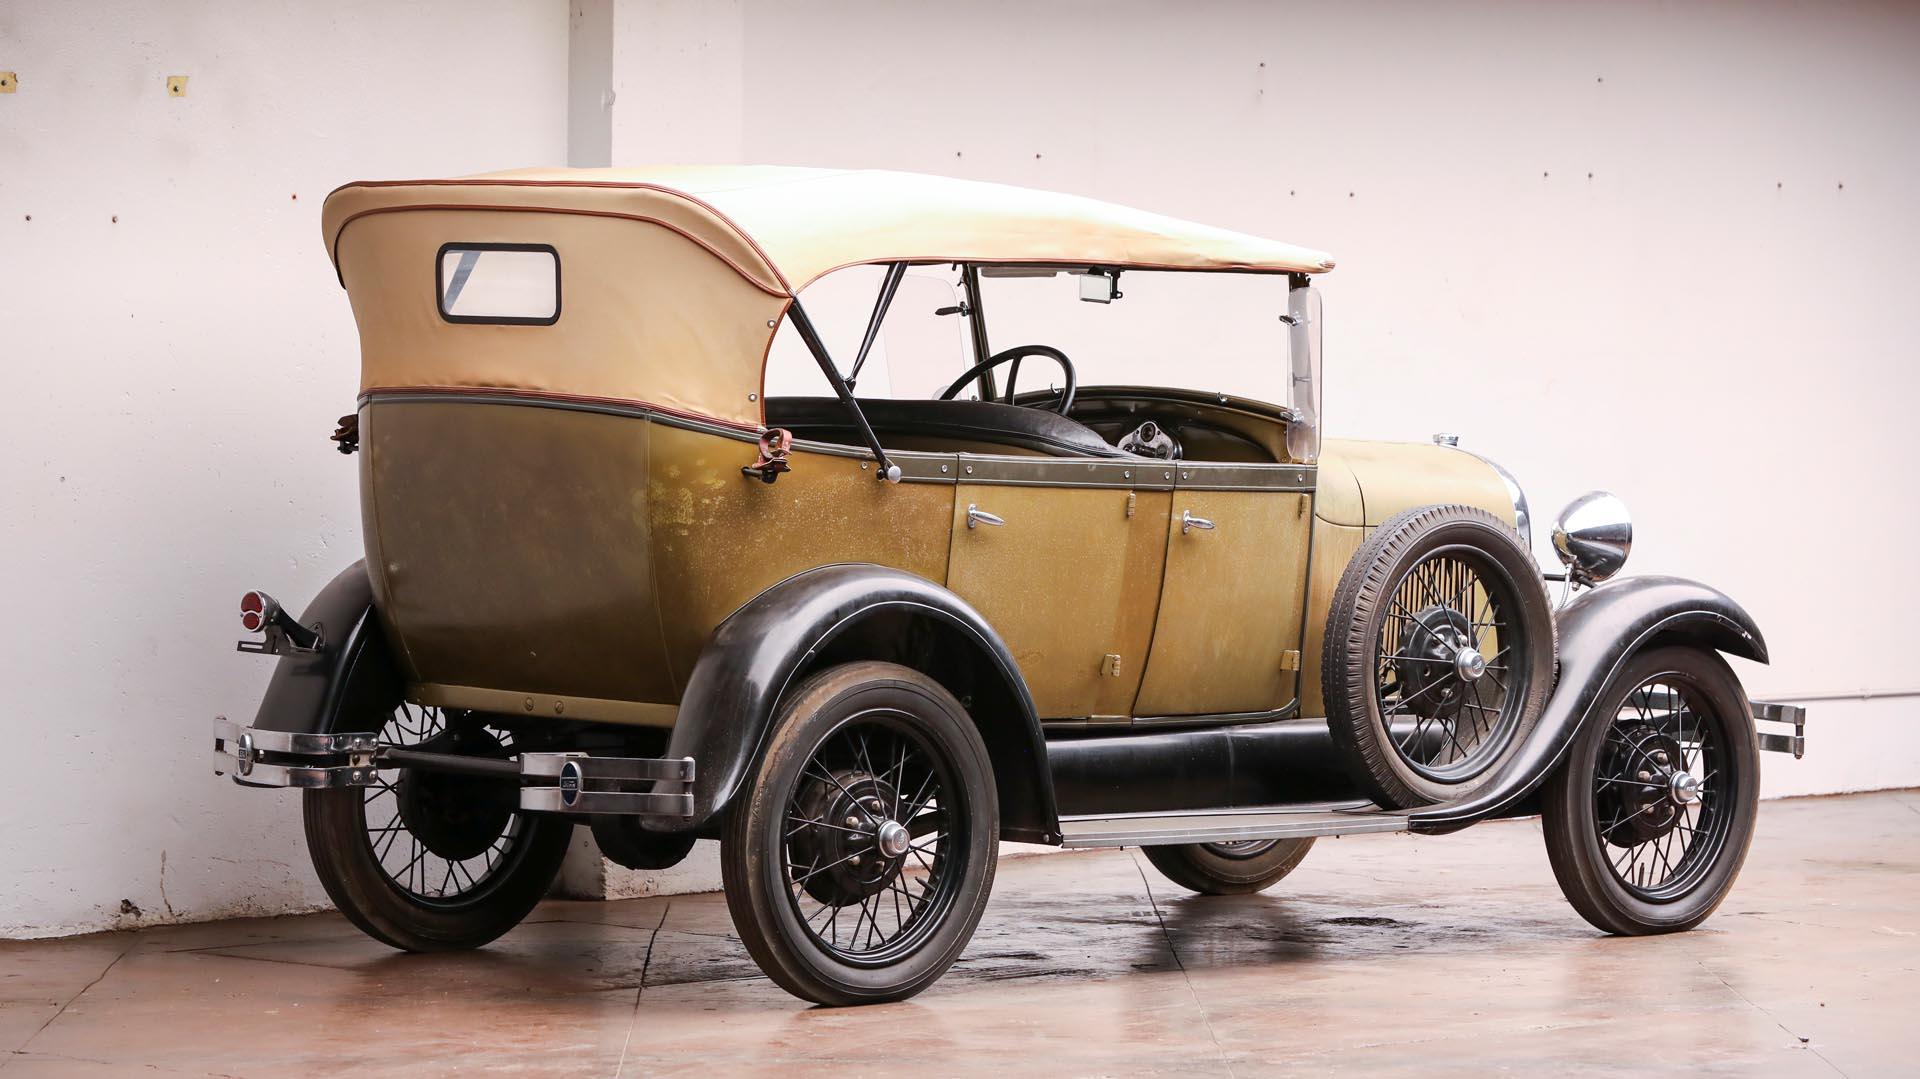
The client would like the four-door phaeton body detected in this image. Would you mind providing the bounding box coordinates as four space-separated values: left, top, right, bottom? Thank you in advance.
213 167 1806 1005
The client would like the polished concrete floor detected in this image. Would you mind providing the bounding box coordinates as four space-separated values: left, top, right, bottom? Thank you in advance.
3 790 1915 1077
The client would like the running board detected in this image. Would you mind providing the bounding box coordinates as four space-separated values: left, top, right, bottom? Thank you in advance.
1057 800 1410 848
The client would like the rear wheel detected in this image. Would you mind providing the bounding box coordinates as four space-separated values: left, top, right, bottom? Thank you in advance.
1142 838 1316 895
1541 647 1759 934
303 704 572 951
722 662 998 1006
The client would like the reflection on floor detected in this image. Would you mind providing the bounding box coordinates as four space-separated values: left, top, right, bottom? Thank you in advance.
2 790 1914 1077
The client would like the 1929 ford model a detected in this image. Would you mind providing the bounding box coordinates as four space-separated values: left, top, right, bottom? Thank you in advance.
213 167 1806 1005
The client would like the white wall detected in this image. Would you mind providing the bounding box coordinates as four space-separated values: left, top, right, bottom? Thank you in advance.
4 0 1916 938
0 0 568 938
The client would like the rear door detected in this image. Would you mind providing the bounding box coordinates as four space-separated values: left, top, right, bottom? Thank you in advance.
944 455 1172 720
1131 463 1316 718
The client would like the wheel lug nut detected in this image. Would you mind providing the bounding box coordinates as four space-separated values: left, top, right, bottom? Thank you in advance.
848 855 861 867
845 816 860 827
1637 771 1651 781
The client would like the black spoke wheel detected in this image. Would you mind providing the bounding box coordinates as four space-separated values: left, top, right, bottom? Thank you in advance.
1326 504 1556 807
722 662 997 1005
1143 838 1316 896
1542 647 1760 934
303 704 572 951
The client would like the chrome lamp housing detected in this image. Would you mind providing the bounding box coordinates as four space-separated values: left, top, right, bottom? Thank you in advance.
1552 491 1633 586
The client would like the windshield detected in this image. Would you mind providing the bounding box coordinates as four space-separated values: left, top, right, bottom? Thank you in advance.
977 268 1294 406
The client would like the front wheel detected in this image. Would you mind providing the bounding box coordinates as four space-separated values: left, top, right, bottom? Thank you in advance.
1541 647 1760 935
303 704 573 951
1142 838 1315 895
722 662 999 1006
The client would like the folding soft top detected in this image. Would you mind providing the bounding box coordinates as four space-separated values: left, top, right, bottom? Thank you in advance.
323 165 1335 296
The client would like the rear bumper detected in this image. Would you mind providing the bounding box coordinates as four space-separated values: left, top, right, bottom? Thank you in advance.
1752 700 1807 758
212 718 696 818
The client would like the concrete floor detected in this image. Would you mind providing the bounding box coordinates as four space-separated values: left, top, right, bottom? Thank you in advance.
2 791 1914 1077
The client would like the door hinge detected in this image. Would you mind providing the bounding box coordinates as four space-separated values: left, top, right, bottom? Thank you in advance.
1279 649 1302 671
1124 492 1136 518
1100 653 1123 677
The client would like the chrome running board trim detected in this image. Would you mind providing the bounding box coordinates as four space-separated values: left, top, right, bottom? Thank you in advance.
1057 799 1409 848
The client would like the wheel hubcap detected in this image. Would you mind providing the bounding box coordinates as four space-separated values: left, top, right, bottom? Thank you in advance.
876 819 911 858
1454 646 1487 682
1669 770 1703 806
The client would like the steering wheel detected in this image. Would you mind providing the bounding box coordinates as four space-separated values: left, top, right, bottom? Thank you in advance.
937 344 1078 415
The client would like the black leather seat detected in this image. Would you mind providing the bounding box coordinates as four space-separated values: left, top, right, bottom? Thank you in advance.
764 397 1132 459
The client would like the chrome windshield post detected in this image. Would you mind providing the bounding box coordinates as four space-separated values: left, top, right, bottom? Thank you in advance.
1283 272 1323 465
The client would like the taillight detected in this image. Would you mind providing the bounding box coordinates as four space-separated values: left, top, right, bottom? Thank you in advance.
240 590 270 632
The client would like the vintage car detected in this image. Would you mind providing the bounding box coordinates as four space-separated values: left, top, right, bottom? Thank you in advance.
212 166 1806 1006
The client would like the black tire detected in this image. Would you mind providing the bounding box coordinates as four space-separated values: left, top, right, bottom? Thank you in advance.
1541 646 1760 935
303 705 573 952
1142 838 1316 895
722 662 998 1006
1324 504 1555 808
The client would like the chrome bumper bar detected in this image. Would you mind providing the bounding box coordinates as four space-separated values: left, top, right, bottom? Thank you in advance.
211 719 695 817
518 752 695 817
212 718 380 789
1752 700 1807 758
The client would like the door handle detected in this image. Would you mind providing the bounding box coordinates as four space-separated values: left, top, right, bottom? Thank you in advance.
966 503 1006 529
1181 510 1215 535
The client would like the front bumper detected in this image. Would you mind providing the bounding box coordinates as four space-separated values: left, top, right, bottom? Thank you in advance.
212 718 696 818
1752 700 1807 758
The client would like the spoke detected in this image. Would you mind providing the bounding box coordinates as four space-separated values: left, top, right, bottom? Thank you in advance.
804 766 883 824
788 848 869 888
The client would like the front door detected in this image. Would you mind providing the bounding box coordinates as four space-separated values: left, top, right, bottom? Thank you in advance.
1132 463 1316 718
944 455 1172 719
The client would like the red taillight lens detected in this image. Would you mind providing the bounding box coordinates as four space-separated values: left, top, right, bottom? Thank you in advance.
240 591 266 632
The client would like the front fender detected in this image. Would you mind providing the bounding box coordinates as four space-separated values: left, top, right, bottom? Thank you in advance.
247 561 403 736
1408 574 1766 834
662 564 1058 841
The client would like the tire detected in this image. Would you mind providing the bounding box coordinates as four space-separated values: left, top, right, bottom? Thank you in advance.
1541 646 1760 935
303 705 573 952
722 661 998 1006
1324 504 1555 808
1142 838 1316 895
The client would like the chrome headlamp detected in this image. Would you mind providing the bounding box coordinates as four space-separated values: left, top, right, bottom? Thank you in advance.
1552 491 1633 586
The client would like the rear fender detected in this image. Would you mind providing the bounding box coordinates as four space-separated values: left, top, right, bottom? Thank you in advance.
1408 574 1767 834
662 564 1059 843
247 561 403 736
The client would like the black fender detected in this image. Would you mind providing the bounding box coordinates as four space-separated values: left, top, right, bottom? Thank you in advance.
248 561 403 736
661 564 1059 844
1407 574 1766 834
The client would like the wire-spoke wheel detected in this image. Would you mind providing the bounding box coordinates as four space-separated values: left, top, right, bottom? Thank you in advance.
1326 504 1555 807
1542 647 1759 934
303 704 572 951
723 662 997 1005
1143 837 1316 895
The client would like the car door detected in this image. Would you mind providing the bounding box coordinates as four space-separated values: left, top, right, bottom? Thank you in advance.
944 454 1173 720
1131 462 1316 718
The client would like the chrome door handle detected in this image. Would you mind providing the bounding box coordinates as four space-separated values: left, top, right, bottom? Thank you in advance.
966 503 1006 529
1181 510 1215 535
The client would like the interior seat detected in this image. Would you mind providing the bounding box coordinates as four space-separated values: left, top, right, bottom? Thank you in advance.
764 397 1134 459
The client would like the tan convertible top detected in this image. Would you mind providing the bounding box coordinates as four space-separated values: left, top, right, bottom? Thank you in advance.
323 165 1335 294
